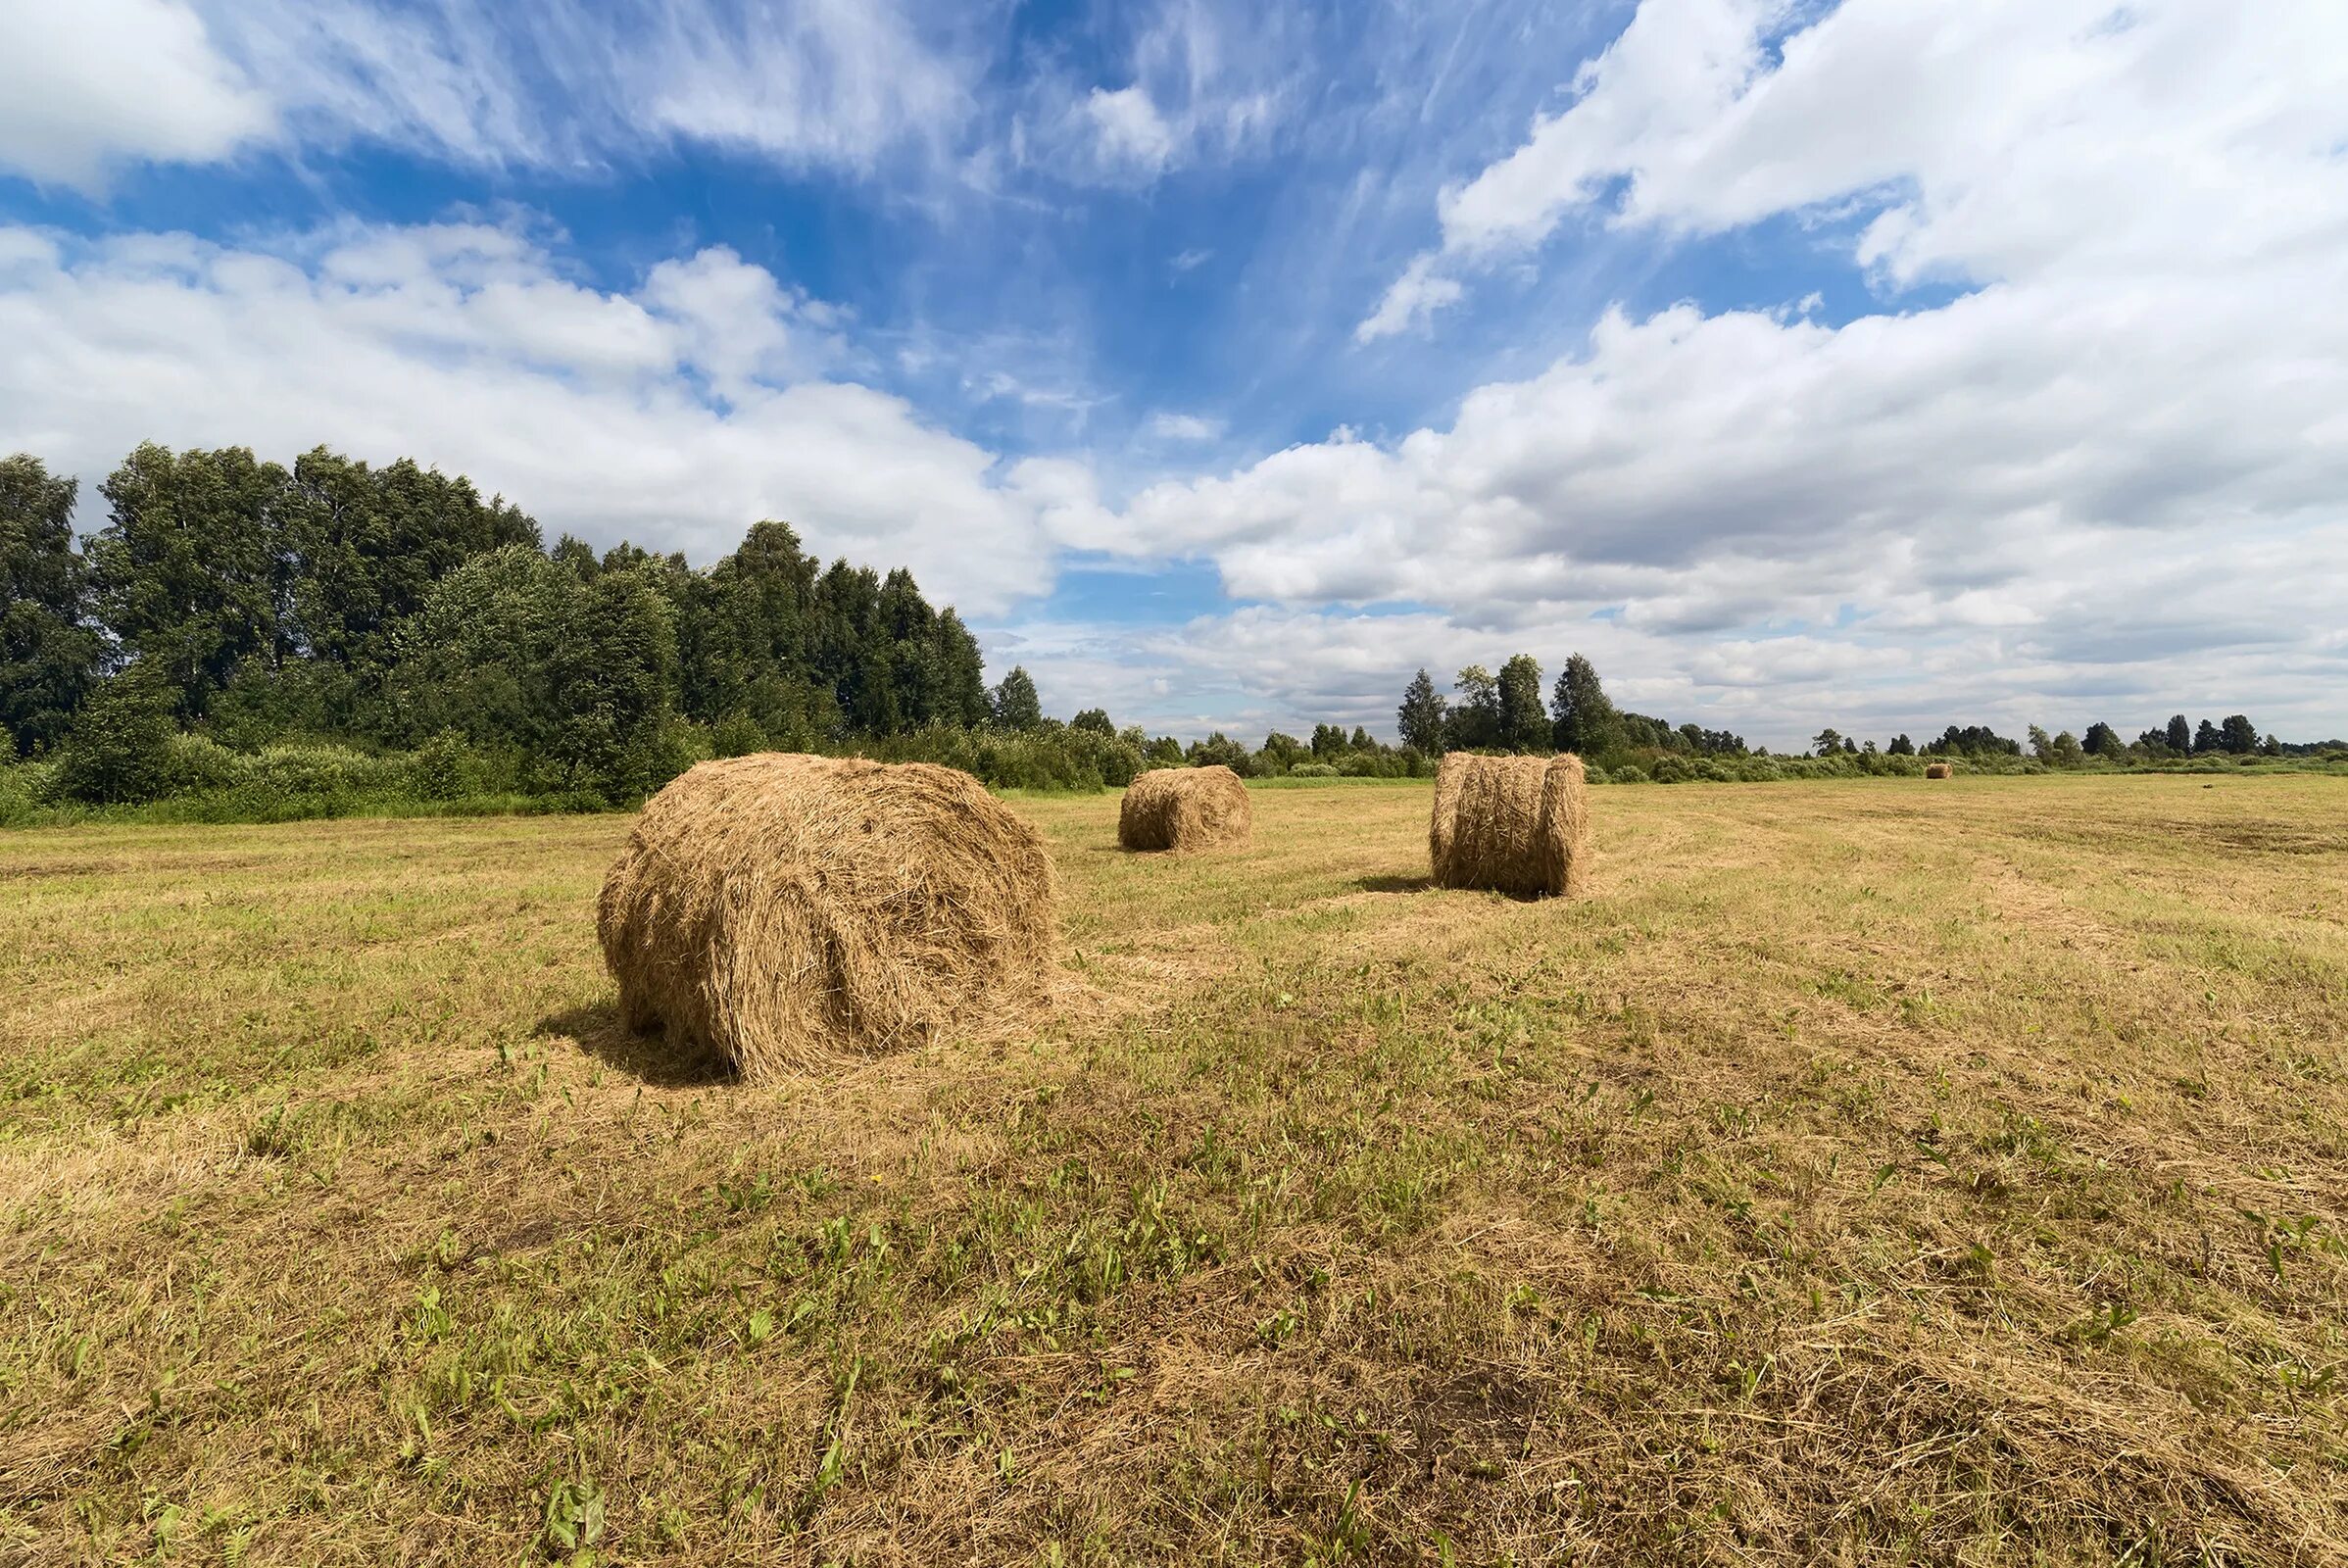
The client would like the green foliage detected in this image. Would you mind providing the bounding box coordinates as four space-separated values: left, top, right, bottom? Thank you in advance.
1549 653 1619 756
87 444 292 723
1 455 103 757
1395 668 1446 754
409 728 483 802
1187 731 1255 774
990 665 1044 731
709 710 769 758
1445 664 1501 750
1258 731 1307 772
47 669 178 804
865 721 1142 791
1496 654 1548 753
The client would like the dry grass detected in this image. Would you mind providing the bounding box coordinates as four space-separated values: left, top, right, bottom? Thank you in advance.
1118 765 1252 853
4 775 2347 1565
598 755 1057 1081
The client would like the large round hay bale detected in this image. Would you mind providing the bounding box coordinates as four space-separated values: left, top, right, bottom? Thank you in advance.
1118 764 1251 852
1429 753 1591 899
597 754 1057 1080
1925 761 1954 779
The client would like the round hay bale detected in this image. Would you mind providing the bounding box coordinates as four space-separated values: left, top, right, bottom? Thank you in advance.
597 754 1057 1080
1925 761 1954 779
1118 764 1252 853
1429 753 1591 898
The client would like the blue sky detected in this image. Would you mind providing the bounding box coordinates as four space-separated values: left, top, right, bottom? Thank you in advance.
2 0 2344 747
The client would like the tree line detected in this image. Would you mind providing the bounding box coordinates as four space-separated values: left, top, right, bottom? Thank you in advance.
1395 657 2338 779
1 445 1115 807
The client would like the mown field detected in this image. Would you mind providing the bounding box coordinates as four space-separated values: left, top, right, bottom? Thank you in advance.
4 775 2346 1566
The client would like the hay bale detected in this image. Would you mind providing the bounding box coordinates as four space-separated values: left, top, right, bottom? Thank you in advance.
1925 761 1954 779
1118 765 1252 852
1429 753 1591 898
597 754 1057 1080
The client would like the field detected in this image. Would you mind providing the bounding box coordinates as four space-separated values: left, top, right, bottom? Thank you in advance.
4 775 2347 1565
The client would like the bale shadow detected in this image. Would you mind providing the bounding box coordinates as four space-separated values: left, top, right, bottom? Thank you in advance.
534 1003 737 1088
1354 873 1434 894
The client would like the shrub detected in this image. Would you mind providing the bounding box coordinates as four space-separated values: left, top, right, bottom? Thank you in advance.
409 728 482 802
1288 761 1340 778
249 743 404 800
711 710 768 759
0 762 56 825
167 734 252 793
47 675 179 804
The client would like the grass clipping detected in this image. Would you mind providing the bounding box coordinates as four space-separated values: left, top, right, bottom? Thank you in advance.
597 754 1058 1080
1118 764 1252 853
1926 760 1954 779
1429 753 1591 899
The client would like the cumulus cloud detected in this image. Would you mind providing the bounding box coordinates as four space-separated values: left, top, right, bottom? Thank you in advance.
0 220 1058 614
0 0 272 187
1091 0 2348 741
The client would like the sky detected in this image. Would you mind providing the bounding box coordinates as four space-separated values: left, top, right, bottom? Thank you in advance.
1 0 2344 749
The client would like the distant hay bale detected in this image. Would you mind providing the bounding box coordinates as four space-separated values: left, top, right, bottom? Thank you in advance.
597 754 1057 1080
1926 761 1954 779
1429 753 1591 899
1118 765 1252 853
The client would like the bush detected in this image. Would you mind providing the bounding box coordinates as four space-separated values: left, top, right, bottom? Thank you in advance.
1288 761 1340 778
166 734 252 793
409 728 482 801
0 762 56 826
711 710 768 759
47 675 179 804
1609 764 1649 784
249 743 405 800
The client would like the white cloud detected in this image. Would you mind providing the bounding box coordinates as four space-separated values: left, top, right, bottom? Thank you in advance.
0 0 272 188
1024 0 1292 186
1355 254 1464 341
1147 412 1224 442
0 220 1058 614
1392 0 2348 313
1083 86 1180 176
0 0 978 191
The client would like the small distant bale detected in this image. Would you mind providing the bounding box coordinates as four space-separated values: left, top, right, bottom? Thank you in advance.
1118 765 1252 853
597 754 1057 1081
1925 761 1954 779
1429 753 1592 899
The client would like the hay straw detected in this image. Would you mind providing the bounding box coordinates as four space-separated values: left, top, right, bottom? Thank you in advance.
597 754 1057 1080
1429 753 1591 898
1926 761 1954 779
1118 765 1252 853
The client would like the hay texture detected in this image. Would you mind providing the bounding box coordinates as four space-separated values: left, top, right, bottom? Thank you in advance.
1118 765 1252 853
1926 761 1954 779
597 754 1057 1080
1429 753 1592 899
